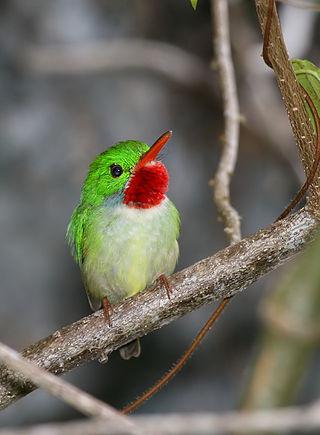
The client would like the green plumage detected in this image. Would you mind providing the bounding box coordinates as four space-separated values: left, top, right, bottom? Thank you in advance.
67 141 150 264
67 138 180 320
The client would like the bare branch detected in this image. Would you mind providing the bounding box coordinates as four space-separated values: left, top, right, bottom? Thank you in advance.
0 209 317 410
210 0 241 244
2 402 320 434
0 343 143 435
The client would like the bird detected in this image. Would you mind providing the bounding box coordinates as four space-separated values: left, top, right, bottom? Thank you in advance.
67 131 180 360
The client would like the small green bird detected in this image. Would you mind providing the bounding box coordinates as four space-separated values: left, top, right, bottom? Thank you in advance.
67 131 180 359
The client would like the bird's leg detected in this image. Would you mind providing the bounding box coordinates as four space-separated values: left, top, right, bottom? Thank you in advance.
102 296 113 326
158 274 173 300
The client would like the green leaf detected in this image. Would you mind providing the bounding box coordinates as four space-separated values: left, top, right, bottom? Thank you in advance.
292 59 320 132
190 0 198 10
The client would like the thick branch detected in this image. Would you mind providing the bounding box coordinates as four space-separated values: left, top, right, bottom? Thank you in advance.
0 209 317 410
210 0 241 244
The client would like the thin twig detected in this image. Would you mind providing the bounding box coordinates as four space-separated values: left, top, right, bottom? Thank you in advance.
210 0 241 245
122 298 230 414
262 0 274 69
0 342 144 435
2 402 320 434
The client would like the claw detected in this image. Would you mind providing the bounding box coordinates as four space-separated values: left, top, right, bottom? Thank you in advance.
158 274 173 300
102 296 113 326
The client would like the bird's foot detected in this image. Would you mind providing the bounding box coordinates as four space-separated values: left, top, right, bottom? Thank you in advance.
102 296 113 326
158 274 173 300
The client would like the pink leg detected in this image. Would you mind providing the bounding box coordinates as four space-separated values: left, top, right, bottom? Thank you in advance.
102 296 113 326
158 274 173 300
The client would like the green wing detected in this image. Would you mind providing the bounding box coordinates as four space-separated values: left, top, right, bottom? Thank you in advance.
66 205 90 265
67 204 103 311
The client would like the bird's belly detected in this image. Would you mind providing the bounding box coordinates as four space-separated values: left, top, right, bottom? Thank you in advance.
82 200 179 305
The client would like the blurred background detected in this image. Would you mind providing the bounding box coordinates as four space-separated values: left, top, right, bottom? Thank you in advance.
0 0 320 430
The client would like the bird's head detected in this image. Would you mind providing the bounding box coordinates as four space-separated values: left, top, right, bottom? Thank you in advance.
81 131 172 208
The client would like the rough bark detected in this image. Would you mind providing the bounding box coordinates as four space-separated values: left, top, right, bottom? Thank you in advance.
0 209 317 410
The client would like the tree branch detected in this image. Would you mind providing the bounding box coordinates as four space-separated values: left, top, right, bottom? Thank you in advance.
0 343 144 435
2 401 320 434
210 0 241 244
0 209 318 410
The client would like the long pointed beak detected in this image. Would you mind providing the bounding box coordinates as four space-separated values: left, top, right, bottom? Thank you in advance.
137 130 172 169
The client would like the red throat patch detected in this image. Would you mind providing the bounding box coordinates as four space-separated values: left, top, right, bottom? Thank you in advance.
124 162 169 209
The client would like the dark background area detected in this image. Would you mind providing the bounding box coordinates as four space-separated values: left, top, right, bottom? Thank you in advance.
0 0 319 427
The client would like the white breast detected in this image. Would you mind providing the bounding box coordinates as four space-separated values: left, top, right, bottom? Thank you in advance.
82 197 180 305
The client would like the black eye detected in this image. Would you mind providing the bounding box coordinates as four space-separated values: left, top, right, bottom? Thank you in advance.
110 164 123 178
